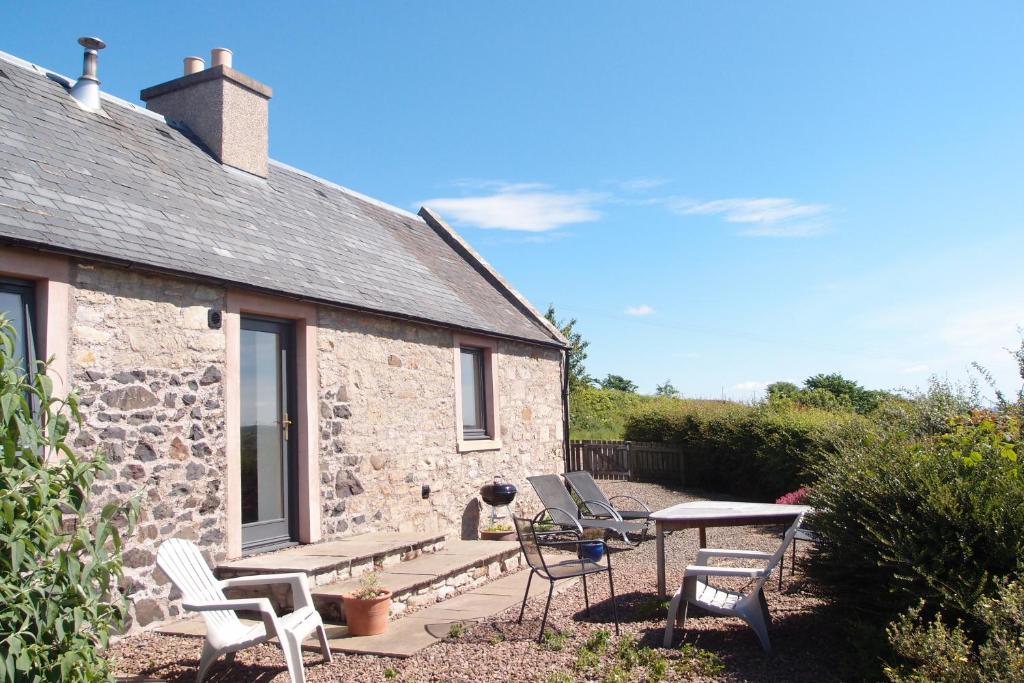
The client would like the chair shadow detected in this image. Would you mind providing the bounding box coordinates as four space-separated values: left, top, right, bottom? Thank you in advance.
123 652 308 683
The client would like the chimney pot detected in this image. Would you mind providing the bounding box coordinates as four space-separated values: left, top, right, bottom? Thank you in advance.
183 56 205 75
211 47 233 69
140 54 272 177
70 36 106 111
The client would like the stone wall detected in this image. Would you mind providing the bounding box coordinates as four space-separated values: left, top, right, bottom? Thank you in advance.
68 264 228 630
60 263 563 633
317 310 564 540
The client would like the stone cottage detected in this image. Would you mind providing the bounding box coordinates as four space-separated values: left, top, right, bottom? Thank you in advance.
0 41 568 629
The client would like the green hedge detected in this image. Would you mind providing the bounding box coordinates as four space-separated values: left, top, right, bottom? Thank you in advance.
623 400 864 500
809 415 1024 631
569 386 673 440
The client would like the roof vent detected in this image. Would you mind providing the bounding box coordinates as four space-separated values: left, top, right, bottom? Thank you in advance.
69 36 106 111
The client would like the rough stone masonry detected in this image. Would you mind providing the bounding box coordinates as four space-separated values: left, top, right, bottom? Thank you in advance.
63 263 563 632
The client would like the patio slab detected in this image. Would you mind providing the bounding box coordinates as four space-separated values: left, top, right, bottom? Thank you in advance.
159 570 579 659
323 570 578 657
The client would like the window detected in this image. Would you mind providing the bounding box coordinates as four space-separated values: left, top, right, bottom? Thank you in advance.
460 346 488 439
454 335 501 451
0 278 36 379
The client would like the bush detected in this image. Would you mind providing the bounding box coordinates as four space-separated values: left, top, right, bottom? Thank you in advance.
0 317 138 681
808 414 1024 632
885 578 1024 682
569 385 674 440
624 400 864 500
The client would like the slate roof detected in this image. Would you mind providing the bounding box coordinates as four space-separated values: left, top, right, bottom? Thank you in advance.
0 52 563 347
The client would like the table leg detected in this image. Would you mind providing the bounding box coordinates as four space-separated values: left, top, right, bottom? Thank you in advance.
656 521 666 598
699 526 707 548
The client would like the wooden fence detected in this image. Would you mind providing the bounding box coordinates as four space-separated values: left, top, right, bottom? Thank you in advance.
567 440 685 483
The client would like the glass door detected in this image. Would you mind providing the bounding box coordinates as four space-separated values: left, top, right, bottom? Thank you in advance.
240 316 297 552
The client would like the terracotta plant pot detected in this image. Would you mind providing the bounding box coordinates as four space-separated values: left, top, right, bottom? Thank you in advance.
342 590 392 636
480 529 516 541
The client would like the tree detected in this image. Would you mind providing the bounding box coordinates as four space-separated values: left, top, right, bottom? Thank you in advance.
804 372 878 414
545 304 592 390
655 379 680 398
0 316 139 680
599 374 638 393
766 381 800 402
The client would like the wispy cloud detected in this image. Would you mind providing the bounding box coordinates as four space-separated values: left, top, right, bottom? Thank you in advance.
624 304 655 316
421 183 603 232
670 197 831 237
732 380 770 393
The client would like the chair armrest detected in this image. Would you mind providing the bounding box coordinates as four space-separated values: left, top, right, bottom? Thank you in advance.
534 507 584 534
580 500 624 521
683 565 768 578
183 597 281 639
183 597 275 614
695 549 774 565
220 572 315 611
608 495 651 513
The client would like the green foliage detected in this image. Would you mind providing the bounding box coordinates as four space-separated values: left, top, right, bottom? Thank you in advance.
569 385 669 440
766 381 800 401
674 643 725 677
540 628 569 651
545 305 592 390
0 316 139 682
383 667 399 680
808 415 1023 629
446 622 466 639
353 571 388 600
598 374 638 393
544 672 572 683
804 372 882 414
872 376 980 437
572 631 669 683
625 399 864 500
885 579 1024 682
654 379 679 398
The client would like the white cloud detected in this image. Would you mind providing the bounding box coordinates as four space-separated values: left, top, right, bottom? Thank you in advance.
421 184 602 232
732 380 770 393
670 197 831 238
624 304 655 316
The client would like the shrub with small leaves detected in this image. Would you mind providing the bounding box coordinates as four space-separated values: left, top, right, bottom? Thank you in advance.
0 316 139 681
885 578 1024 682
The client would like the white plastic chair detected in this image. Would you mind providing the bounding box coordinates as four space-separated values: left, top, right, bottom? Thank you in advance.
663 512 806 652
155 538 333 683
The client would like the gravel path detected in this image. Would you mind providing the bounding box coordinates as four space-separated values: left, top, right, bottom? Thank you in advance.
110 481 850 682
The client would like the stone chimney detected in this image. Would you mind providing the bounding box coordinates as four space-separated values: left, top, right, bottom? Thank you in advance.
141 49 272 178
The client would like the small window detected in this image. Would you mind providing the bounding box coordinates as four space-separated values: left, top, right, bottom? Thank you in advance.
0 278 36 380
460 346 488 439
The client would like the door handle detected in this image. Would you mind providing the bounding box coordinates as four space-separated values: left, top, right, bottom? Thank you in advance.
281 413 293 439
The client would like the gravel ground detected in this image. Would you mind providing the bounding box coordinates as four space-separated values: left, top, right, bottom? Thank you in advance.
110 481 852 682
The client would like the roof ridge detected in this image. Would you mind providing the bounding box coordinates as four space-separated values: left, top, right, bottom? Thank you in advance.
0 50 424 223
267 160 422 221
418 207 568 346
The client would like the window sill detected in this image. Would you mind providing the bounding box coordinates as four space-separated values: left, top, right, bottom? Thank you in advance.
458 438 503 453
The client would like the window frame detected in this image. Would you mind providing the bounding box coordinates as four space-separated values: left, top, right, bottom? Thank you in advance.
460 346 489 440
453 333 501 452
0 276 38 382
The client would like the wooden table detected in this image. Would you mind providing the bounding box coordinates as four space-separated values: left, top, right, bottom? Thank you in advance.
651 501 811 597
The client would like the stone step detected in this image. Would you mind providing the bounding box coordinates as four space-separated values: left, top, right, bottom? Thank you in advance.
311 539 521 623
215 531 446 587
214 532 447 614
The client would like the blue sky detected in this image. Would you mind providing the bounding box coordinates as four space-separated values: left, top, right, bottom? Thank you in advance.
6 2 1024 399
